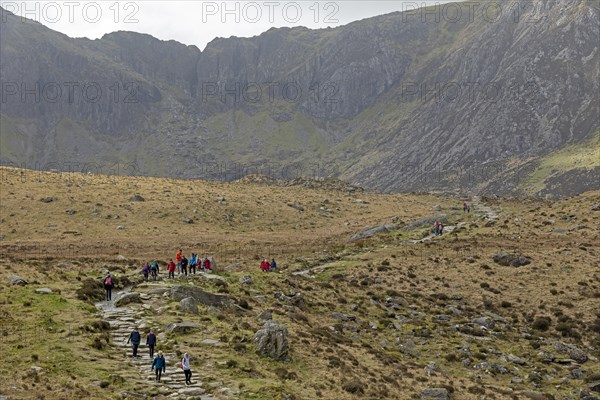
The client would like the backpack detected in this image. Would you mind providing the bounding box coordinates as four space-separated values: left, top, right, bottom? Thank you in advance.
105 277 112 286
151 261 158 271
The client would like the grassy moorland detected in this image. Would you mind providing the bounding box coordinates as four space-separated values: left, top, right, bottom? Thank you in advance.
0 167 599 400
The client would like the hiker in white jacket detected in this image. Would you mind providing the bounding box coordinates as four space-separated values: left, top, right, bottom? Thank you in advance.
181 353 192 385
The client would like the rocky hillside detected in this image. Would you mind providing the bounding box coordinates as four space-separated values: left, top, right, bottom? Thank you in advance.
0 0 598 196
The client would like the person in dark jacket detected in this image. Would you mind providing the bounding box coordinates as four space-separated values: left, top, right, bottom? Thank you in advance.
146 330 156 359
270 258 277 271
151 350 166 382
103 272 114 301
142 263 150 282
181 255 188 276
150 260 159 281
127 327 141 358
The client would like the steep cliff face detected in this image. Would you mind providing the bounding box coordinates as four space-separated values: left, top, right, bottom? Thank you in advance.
0 0 598 195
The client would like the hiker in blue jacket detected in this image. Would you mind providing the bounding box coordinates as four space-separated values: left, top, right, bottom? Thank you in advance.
127 327 141 358
151 350 166 382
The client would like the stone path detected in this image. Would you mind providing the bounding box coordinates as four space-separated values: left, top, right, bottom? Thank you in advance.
96 286 218 399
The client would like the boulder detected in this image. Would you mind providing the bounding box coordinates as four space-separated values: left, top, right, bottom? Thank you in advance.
239 276 253 285
7 275 28 286
492 252 531 267
129 195 145 202
181 216 193 224
179 297 199 314
552 341 588 364
164 322 199 334
349 223 401 242
473 316 495 329
114 293 142 307
421 388 450 400
287 203 304 211
170 286 230 308
258 310 273 321
35 288 53 294
254 320 290 361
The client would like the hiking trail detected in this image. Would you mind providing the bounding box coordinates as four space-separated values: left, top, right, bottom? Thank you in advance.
96 283 221 399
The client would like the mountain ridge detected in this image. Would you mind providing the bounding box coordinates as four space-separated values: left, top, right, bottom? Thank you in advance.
1 0 598 196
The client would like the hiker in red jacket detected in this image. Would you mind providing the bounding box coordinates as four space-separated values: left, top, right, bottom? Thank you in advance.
167 259 176 279
260 259 270 272
203 257 211 272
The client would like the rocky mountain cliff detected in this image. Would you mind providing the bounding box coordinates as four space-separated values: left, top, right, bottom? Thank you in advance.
1 0 598 196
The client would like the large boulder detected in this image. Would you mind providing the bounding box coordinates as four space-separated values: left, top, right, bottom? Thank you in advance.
349 224 401 242
165 322 200 334
254 320 290 361
114 292 142 307
171 285 230 308
421 388 450 400
552 341 588 364
7 275 28 286
179 297 199 314
492 252 531 267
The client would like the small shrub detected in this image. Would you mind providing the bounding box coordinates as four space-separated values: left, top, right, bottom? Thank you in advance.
342 380 365 394
532 316 552 331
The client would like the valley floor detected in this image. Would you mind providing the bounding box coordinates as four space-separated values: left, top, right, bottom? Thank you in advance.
0 168 599 400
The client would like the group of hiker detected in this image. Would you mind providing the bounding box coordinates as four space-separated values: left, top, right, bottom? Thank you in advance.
140 250 215 282
260 258 277 272
127 327 193 384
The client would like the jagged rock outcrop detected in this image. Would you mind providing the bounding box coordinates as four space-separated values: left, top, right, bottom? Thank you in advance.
0 0 597 196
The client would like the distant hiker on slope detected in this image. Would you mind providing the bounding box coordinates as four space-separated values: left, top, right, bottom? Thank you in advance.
270 258 277 271
167 259 176 279
181 353 192 385
103 272 114 301
260 258 270 272
146 329 156 358
151 260 159 281
151 350 166 382
127 327 141 358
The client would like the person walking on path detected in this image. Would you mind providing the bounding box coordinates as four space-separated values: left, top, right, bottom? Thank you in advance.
167 259 176 279
151 351 166 382
150 260 159 281
181 255 188 276
103 272 114 301
260 258 270 272
189 253 197 274
176 249 183 275
127 327 141 358
146 330 156 359
142 263 150 282
203 257 211 272
270 258 277 271
181 353 192 385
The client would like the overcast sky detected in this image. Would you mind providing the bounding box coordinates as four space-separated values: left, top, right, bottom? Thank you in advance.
1 1 456 49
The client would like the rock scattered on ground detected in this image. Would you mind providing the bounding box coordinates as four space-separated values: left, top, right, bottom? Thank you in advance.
7 275 28 285
492 252 531 267
254 320 289 361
